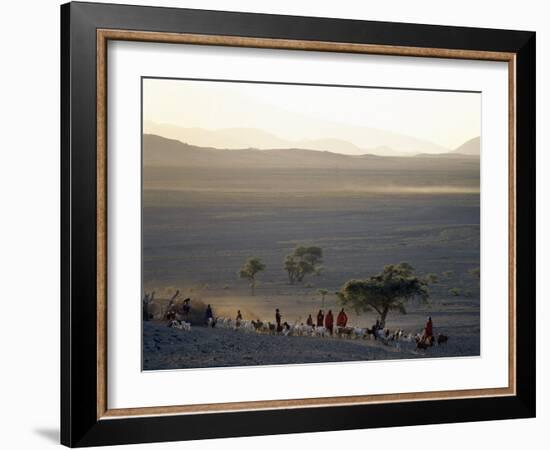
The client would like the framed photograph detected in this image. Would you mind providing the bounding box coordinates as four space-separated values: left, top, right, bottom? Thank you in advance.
61 1 536 447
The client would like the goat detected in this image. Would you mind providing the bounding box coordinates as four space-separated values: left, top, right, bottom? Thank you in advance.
296 324 313 336
352 327 367 339
251 320 264 331
281 322 293 336
314 326 327 337
416 335 434 350
218 317 233 329
336 326 354 338
168 320 191 331
241 320 255 333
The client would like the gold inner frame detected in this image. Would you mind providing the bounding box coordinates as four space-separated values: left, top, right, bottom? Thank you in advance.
96 29 517 420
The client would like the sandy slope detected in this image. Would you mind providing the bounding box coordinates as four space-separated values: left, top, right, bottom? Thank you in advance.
143 321 478 370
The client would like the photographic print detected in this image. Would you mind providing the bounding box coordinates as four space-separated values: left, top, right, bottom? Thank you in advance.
141 78 481 370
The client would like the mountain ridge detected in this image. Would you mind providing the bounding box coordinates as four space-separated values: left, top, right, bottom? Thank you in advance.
143 133 479 170
143 121 460 157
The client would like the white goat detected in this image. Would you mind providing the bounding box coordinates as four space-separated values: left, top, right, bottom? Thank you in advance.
314 326 326 337
353 327 367 339
217 317 233 329
240 320 255 333
169 320 191 331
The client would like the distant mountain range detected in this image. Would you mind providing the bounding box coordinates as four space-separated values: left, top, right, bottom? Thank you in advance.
143 134 480 193
143 121 474 157
143 134 479 170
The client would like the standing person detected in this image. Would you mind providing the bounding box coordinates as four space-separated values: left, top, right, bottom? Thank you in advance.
182 298 191 322
316 309 324 327
166 309 175 322
236 310 243 328
372 319 380 340
423 316 433 339
142 293 150 321
418 316 434 347
336 308 348 328
205 304 213 325
306 314 314 327
325 310 334 335
275 308 282 333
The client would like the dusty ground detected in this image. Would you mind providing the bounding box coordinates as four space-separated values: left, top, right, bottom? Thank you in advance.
142 168 481 371
142 320 479 370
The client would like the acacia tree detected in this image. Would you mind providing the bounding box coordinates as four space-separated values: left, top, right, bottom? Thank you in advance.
284 246 323 283
239 257 265 296
337 262 430 328
317 289 329 308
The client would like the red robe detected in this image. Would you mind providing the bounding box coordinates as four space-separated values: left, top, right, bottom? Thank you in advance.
317 313 324 327
336 311 348 327
424 319 433 337
325 312 334 331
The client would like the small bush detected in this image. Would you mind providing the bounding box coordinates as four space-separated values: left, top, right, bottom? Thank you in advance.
425 273 439 284
468 268 481 279
442 270 455 279
448 287 462 297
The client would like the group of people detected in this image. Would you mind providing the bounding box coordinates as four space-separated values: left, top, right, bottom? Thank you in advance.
281 308 435 342
204 303 435 344
283 308 349 335
165 298 191 322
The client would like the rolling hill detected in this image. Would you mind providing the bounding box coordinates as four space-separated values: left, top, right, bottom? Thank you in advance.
143 134 476 170
452 137 480 156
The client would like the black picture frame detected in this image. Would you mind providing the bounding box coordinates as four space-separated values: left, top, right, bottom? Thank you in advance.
61 1 536 447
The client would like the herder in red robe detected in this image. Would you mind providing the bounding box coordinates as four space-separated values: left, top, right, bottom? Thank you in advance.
423 316 433 338
316 310 324 327
325 310 334 335
336 308 348 328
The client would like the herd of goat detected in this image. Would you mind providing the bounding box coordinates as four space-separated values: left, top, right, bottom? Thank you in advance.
168 316 449 350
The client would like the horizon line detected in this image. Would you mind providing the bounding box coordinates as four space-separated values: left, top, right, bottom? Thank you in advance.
143 131 481 157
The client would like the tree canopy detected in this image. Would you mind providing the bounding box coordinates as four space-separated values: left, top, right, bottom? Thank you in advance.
337 262 430 327
239 257 265 295
284 246 323 283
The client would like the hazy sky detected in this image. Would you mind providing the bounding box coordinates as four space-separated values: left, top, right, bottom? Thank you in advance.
143 78 480 151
